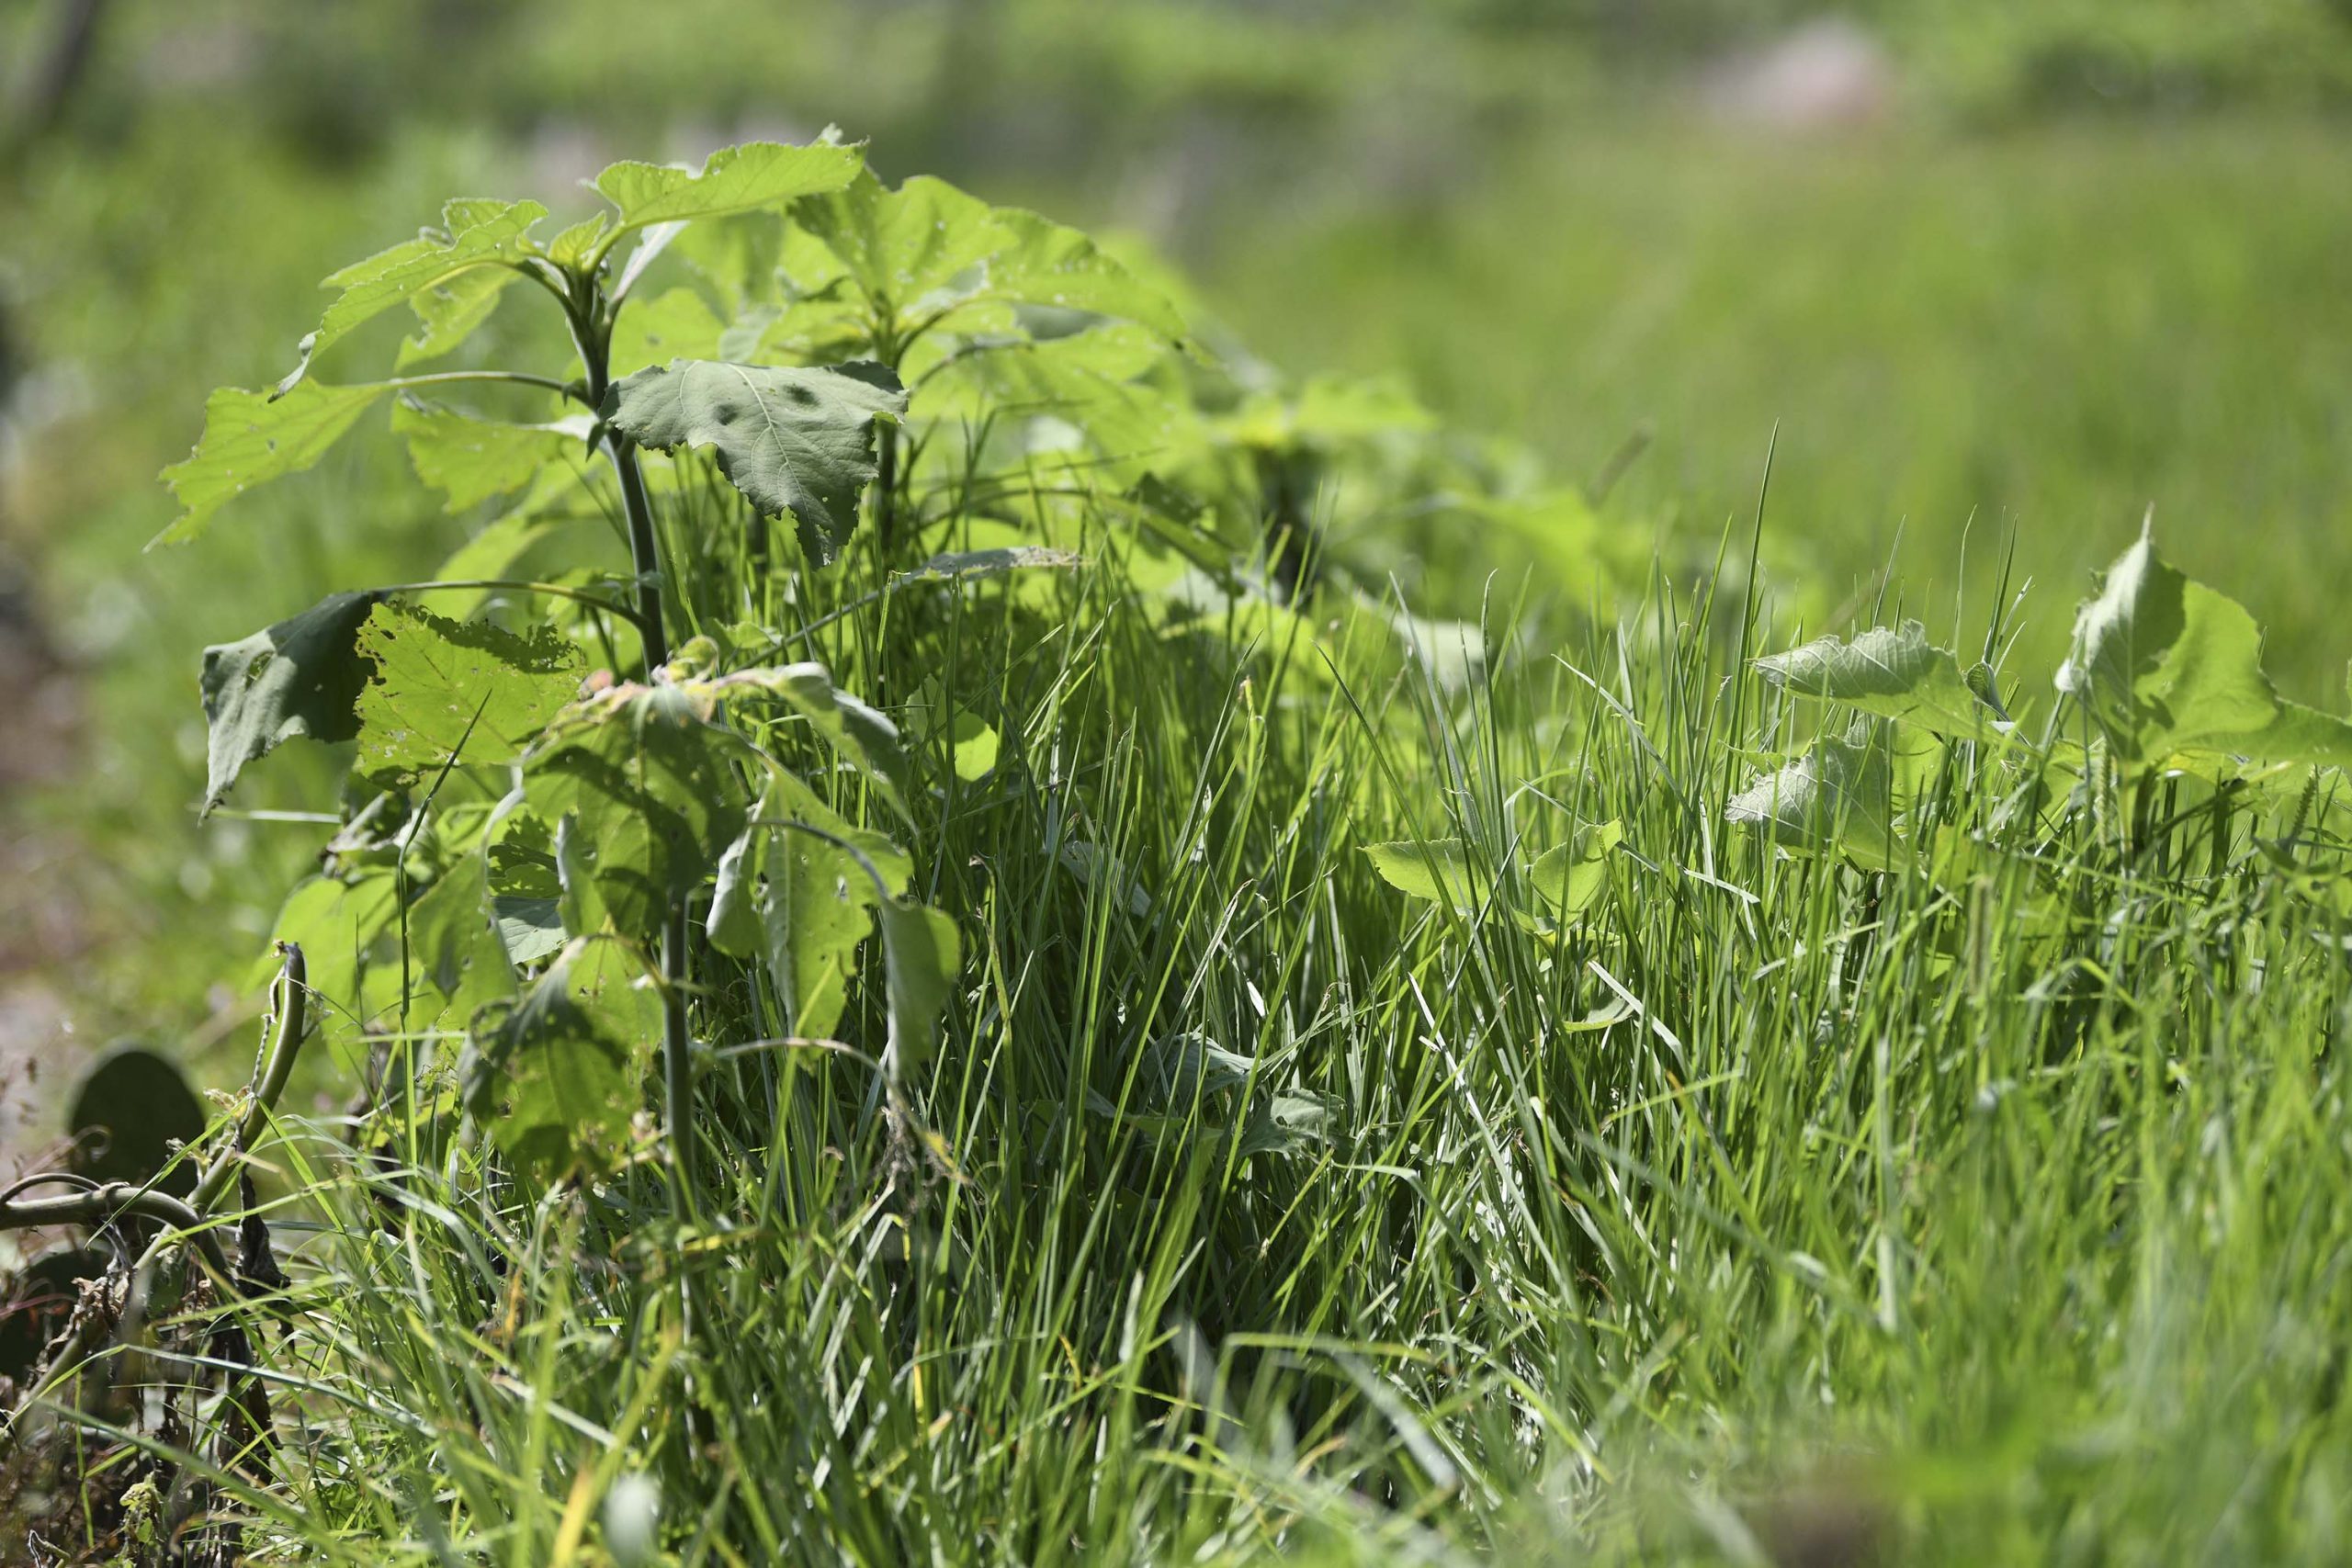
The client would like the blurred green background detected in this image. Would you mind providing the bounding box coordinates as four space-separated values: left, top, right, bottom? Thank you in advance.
4 0 2351 1052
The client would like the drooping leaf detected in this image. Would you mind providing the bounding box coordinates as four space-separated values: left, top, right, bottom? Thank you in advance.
392 399 593 513
460 934 662 1184
524 682 752 938
2056 525 2352 773
154 382 390 547
594 141 865 235
198 590 388 814
1529 819 1623 918
603 358 906 564
1725 718 1940 872
698 662 915 818
350 602 585 785
1756 620 2007 740
277 197 548 394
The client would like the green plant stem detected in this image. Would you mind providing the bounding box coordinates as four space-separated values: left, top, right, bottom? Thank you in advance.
561 275 693 1213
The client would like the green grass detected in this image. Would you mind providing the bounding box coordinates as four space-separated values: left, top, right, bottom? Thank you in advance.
11 33 2352 1559
44 506 2352 1562
1201 120 2352 694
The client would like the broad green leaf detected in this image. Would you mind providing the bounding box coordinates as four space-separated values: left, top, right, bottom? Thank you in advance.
915 327 1182 489
1725 718 1940 872
154 382 390 547
594 141 864 235
278 198 547 394
393 399 593 513
1756 620 2007 740
396 264 521 368
198 590 388 814
609 287 727 378
1362 839 1484 913
350 602 585 786
460 934 662 1184
796 172 1189 346
525 682 752 938
795 171 1003 321
711 772 910 1039
979 204 1191 343
255 870 399 1045
879 896 961 1083
1529 819 1623 918
2056 526 2352 773
404 844 519 1022
602 358 906 564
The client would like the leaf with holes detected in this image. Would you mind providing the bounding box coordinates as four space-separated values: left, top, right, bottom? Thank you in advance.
602 358 906 564
351 602 585 786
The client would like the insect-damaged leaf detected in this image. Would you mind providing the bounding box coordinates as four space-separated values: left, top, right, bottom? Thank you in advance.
1755 620 2008 740
593 141 865 235
351 602 585 786
460 934 662 1185
2056 525 2352 774
524 682 752 939
277 197 548 395
1725 717 1941 872
154 382 390 547
198 590 388 814
603 358 907 564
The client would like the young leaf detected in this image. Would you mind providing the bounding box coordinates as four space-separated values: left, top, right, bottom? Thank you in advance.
1362 839 1484 914
1725 718 1939 872
593 141 865 235
1529 819 1624 918
350 602 585 785
393 399 594 513
459 934 662 1184
2056 525 2352 773
602 358 907 564
154 382 390 547
524 682 752 938
277 197 548 394
198 590 388 814
1755 620 2006 740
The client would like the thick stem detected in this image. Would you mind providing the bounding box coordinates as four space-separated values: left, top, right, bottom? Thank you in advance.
607 442 673 672
566 277 693 1210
